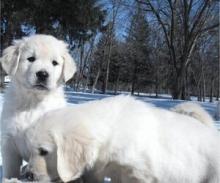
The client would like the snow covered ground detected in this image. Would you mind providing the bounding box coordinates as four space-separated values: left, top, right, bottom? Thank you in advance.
0 88 219 179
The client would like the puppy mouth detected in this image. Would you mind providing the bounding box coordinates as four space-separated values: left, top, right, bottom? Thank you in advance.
32 174 58 182
51 177 62 182
33 83 49 90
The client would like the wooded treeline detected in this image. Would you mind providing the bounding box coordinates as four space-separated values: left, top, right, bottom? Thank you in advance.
1 0 219 101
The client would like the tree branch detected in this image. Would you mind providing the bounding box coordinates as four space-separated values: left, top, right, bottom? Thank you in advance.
189 0 210 37
201 23 219 33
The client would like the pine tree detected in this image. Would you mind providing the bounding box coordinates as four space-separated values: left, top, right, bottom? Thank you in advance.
126 3 151 95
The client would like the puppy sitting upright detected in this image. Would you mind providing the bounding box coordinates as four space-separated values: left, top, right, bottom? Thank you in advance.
0 34 76 179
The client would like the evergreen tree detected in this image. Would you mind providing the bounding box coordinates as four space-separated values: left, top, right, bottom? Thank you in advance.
126 3 151 94
1 0 106 49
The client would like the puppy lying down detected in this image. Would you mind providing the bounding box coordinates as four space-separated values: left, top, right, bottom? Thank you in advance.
24 95 220 183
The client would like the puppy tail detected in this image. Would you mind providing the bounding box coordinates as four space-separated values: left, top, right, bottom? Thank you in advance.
172 102 215 128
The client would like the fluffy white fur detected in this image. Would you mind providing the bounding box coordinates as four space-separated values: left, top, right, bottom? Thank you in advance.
0 34 76 179
171 102 215 128
25 96 220 183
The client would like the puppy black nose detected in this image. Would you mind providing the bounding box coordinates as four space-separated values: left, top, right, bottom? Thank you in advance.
36 70 49 81
24 171 34 181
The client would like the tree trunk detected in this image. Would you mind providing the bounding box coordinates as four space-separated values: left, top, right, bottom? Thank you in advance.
155 69 159 98
83 75 89 93
209 79 214 102
217 58 220 101
185 68 191 100
114 69 120 95
82 36 96 93
91 69 100 94
172 69 184 99
76 42 85 91
202 69 206 102
104 0 121 93
0 65 5 90
131 63 138 95
217 81 220 101
104 35 113 94
155 82 159 98
198 83 202 101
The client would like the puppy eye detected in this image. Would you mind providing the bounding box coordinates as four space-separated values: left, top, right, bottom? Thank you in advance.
27 56 36 62
52 60 58 66
39 147 48 156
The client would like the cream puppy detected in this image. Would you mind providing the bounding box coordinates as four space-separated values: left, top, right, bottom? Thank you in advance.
25 96 220 183
171 102 215 128
0 34 76 179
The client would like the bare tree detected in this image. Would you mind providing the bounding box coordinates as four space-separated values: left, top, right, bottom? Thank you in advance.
75 35 97 91
103 0 123 93
137 0 219 99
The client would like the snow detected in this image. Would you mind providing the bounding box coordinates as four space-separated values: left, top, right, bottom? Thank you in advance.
0 88 219 179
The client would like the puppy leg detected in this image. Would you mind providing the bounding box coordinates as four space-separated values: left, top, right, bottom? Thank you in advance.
82 162 146 183
2 138 22 178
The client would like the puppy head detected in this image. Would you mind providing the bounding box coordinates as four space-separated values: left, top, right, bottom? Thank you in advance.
0 34 76 91
25 116 96 182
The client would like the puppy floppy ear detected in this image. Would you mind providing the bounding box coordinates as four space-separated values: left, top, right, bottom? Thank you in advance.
62 51 76 83
53 126 96 182
0 42 21 75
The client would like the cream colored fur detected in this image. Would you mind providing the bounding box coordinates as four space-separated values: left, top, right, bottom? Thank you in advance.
0 34 76 179
25 96 220 183
172 102 215 128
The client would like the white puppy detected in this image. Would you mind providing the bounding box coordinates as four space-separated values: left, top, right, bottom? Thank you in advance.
0 34 76 179
86 101 218 183
171 102 215 128
25 96 220 183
